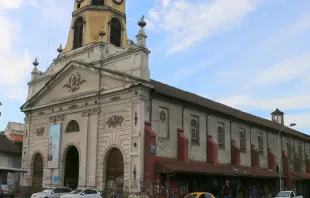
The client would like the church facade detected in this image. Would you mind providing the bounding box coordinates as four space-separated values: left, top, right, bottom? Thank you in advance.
20 0 310 197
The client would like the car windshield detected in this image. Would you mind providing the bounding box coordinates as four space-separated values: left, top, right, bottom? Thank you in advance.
70 189 83 194
42 188 54 193
185 194 198 198
275 192 290 197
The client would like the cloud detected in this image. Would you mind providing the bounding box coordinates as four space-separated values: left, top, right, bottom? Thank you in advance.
5 86 28 101
0 1 32 97
216 94 310 111
285 112 310 129
147 0 263 55
248 51 310 87
38 0 70 23
168 57 219 85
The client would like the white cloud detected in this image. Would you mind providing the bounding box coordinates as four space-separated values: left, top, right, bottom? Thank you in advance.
285 113 310 129
0 0 23 9
0 1 32 96
216 94 310 111
147 0 263 55
249 51 310 87
169 57 219 85
5 86 28 101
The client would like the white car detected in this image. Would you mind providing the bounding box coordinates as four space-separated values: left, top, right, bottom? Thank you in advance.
60 188 102 198
31 187 72 198
275 191 303 198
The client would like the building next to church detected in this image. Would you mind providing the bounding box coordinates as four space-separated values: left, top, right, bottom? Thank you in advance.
0 122 25 190
19 0 310 197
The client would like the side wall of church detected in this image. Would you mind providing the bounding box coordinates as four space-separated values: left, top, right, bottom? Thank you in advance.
151 96 307 170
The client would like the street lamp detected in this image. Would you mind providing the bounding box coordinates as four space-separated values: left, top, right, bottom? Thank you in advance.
278 123 296 191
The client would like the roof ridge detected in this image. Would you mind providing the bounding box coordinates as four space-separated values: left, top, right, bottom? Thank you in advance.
151 79 310 139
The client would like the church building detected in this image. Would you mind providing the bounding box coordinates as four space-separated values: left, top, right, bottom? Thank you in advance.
20 0 310 197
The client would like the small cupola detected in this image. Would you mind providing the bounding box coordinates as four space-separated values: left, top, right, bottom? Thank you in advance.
271 108 284 125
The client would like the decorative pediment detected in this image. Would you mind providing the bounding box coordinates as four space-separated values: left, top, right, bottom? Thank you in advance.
21 61 151 110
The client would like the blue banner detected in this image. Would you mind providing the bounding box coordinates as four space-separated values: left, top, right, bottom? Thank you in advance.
48 124 61 168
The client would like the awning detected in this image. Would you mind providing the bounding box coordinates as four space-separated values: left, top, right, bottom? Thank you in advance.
155 157 282 178
291 172 310 180
0 166 27 173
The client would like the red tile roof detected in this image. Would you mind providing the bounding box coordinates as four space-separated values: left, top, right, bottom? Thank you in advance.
0 134 22 154
155 157 281 178
9 133 23 142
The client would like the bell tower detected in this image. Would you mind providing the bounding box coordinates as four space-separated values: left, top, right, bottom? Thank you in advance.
62 0 128 53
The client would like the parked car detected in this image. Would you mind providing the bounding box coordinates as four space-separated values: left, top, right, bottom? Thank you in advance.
31 187 72 198
1 185 15 198
275 191 303 198
60 188 102 198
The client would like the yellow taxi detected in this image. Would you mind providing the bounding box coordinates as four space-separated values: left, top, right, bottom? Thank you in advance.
184 192 215 198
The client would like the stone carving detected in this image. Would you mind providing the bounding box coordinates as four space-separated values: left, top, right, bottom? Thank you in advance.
82 109 90 117
125 39 135 51
49 116 56 123
105 46 110 56
68 104 78 109
38 112 44 115
90 107 101 115
63 72 87 93
110 96 120 101
106 115 124 128
35 127 45 136
56 115 64 121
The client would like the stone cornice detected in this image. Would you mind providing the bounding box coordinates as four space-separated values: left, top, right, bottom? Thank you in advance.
72 5 126 19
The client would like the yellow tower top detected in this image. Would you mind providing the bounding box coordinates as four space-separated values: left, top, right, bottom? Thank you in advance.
63 0 128 53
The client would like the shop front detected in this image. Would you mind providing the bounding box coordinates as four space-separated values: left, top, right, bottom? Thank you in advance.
155 158 281 198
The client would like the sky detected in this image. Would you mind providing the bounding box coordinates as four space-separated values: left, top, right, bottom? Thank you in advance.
0 0 310 134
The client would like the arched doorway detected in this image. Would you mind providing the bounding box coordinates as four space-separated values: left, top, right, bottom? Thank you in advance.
32 153 43 193
105 148 124 197
64 145 79 190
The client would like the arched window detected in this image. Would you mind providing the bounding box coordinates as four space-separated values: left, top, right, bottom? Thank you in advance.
110 18 122 47
92 0 105 5
217 124 224 149
66 120 80 133
73 17 84 49
190 119 199 145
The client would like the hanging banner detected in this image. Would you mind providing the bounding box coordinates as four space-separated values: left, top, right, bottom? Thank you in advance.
48 124 61 169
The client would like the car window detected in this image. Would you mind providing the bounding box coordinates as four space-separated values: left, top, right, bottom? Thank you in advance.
82 189 97 195
43 188 54 193
70 189 83 194
89 190 98 194
61 188 72 193
276 192 290 197
52 188 61 194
